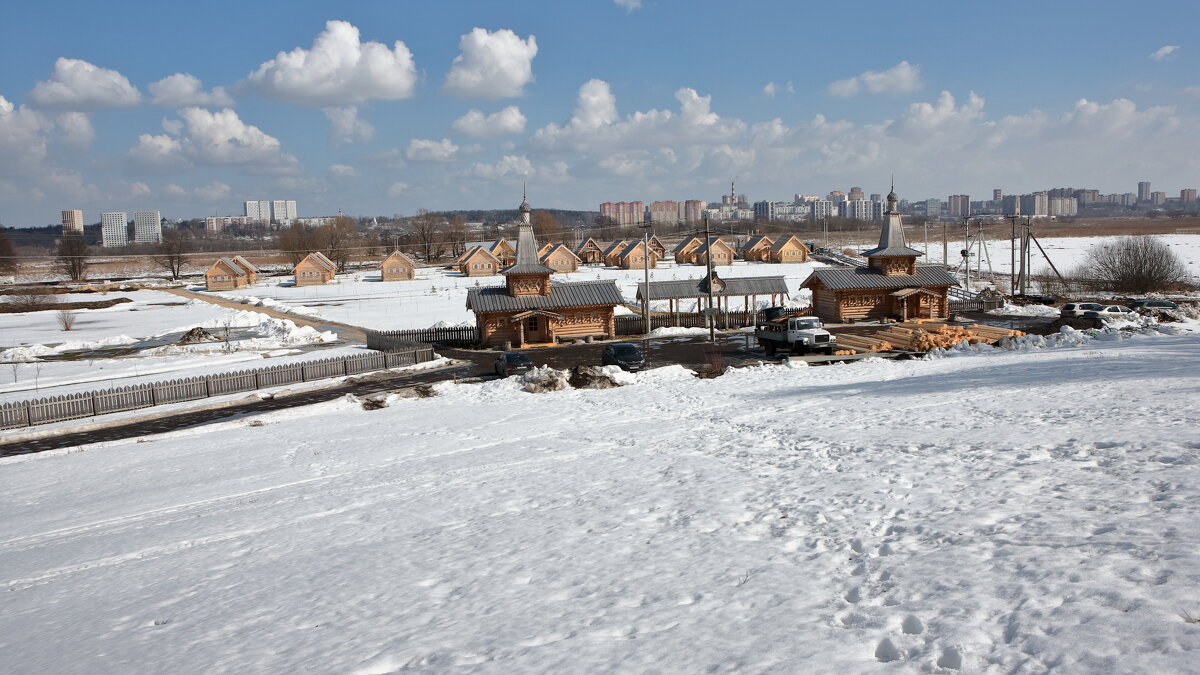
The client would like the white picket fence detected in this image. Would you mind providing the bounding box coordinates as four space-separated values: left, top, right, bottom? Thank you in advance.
0 346 435 430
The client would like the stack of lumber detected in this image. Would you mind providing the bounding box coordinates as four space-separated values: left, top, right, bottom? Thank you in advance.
833 349 856 356
866 322 1026 352
837 334 893 353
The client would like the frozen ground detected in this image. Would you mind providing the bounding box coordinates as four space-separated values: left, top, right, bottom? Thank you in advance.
0 291 340 403
2 320 1198 673
211 261 825 330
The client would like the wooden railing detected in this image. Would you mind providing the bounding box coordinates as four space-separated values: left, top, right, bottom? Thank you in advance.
367 326 480 348
0 346 436 431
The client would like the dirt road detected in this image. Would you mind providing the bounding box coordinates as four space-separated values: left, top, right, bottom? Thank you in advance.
160 287 369 344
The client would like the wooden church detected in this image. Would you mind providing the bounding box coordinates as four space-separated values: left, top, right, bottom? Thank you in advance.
801 188 958 323
467 195 624 347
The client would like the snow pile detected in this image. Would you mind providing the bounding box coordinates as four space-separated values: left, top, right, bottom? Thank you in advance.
518 366 572 393
220 295 321 318
0 335 138 361
647 326 711 337
987 303 1060 317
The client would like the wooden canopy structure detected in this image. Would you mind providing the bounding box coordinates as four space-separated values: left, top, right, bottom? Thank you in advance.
635 271 790 313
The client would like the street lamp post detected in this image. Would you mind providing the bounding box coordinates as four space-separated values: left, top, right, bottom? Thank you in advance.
638 221 653 336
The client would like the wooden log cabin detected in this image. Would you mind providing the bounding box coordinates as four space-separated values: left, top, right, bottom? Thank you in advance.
694 237 736 267
539 243 581 273
293 252 336 286
647 234 667 261
380 250 417 281
800 189 958 323
673 236 703 264
204 255 259 291
739 235 775 262
467 209 623 347
617 240 658 270
574 237 604 264
769 235 810 263
458 246 502 277
601 240 628 267
488 238 517 267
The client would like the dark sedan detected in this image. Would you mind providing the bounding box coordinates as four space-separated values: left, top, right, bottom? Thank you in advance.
602 343 646 371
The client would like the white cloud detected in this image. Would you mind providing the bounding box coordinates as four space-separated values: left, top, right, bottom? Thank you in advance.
763 82 777 98
406 138 460 162
614 0 642 10
127 108 300 174
165 181 231 201
129 181 151 197
469 155 534 179
1184 85 1200 98
29 58 141 110
149 73 234 107
0 94 99 204
451 106 527 138
244 20 417 106
828 61 922 97
443 28 538 99
323 106 374 146
56 112 94 148
386 181 409 197
1150 45 1179 61
329 163 359 177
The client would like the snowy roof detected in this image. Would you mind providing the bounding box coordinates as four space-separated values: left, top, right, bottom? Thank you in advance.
804 265 958 291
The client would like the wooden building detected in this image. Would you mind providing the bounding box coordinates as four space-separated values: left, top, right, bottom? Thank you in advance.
537 242 554 259
574 238 604 264
740 235 775 262
294 252 336 286
647 234 667 261
769 235 810 264
540 243 581 273
458 246 502 277
488 238 517 267
800 189 958 323
694 237 736 266
601 240 628 267
673 236 703 264
636 271 789 313
205 256 259 291
380 250 417 281
617 240 658 270
467 199 623 347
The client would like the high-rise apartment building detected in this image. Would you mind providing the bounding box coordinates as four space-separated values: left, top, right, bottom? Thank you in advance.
840 199 874 221
1138 181 1151 202
1002 195 1021 216
683 200 705 223
100 212 128 247
599 201 645 225
133 210 162 244
1048 197 1078 217
649 201 680 225
947 194 970 218
271 200 297 223
1182 189 1198 203
1019 192 1049 217
847 187 866 202
993 189 1003 201
61 209 84 235
1150 191 1166 206
244 200 272 221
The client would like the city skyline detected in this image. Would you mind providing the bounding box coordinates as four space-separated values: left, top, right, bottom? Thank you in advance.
1 0 1198 226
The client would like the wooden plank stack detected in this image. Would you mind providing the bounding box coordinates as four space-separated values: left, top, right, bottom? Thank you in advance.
873 322 1026 352
836 335 893 353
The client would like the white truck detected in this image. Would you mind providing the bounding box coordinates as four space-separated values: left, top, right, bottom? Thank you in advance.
755 310 836 356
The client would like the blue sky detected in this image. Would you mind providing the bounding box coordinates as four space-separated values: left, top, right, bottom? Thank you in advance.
1 0 1197 225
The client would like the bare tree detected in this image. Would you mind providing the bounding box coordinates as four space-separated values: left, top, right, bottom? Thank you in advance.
447 217 469 257
56 308 77 330
57 234 89 281
278 224 316 267
1076 236 1190 294
532 210 562 242
411 209 446 262
154 229 192 280
317 216 359 273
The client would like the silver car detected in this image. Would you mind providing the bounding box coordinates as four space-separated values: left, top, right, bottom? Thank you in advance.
1060 302 1103 317
1082 305 1134 319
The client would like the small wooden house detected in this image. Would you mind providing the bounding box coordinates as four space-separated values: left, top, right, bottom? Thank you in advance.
800 190 957 323
769 235 809 264
459 246 503 277
574 238 604 264
601 240 628 267
537 242 554 259
380 250 417 281
673 236 703 264
617 240 658 270
740 235 775 262
488 238 517 267
694 237 736 266
539 243 581 273
205 256 259 291
647 234 667 261
294 252 336 286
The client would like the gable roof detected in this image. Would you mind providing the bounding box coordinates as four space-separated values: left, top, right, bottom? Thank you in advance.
574 237 603 255
673 236 702 255
770 234 806 253
230 255 259 273
541 242 580 262
295 252 336 273
802 265 959 291
618 239 654 260
382 250 416 267
636 275 789 301
467 279 624 313
696 237 735 256
460 246 501 265
741 234 774 251
601 240 628 257
488 238 515 255
209 257 245 276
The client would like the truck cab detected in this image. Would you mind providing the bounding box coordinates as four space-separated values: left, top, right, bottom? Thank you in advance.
755 311 835 356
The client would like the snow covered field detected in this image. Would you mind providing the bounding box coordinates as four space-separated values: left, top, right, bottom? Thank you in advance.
2 323 1198 672
0 291 341 403
212 261 825 330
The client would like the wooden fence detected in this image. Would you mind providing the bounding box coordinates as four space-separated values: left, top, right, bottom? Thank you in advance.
367 326 480 348
0 346 436 431
615 310 763 335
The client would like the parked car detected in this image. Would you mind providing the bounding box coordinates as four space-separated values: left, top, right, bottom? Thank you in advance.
1129 299 1178 311
1060 302 1104 317
602 343 646 371
494 352 533 377
1082 305 1135 319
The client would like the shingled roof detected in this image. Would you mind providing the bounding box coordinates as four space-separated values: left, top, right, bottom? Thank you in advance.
500 225 555 275
803 265 958 291
467 279 624 313
636 275 789 301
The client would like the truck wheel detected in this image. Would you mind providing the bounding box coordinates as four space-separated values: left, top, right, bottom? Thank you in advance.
763 340 776 356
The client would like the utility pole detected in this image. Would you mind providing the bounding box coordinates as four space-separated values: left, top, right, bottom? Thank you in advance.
942 220 948 268
962 215 972 290
704 215 715 343
638 221 653 336
1007 215 1019 294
